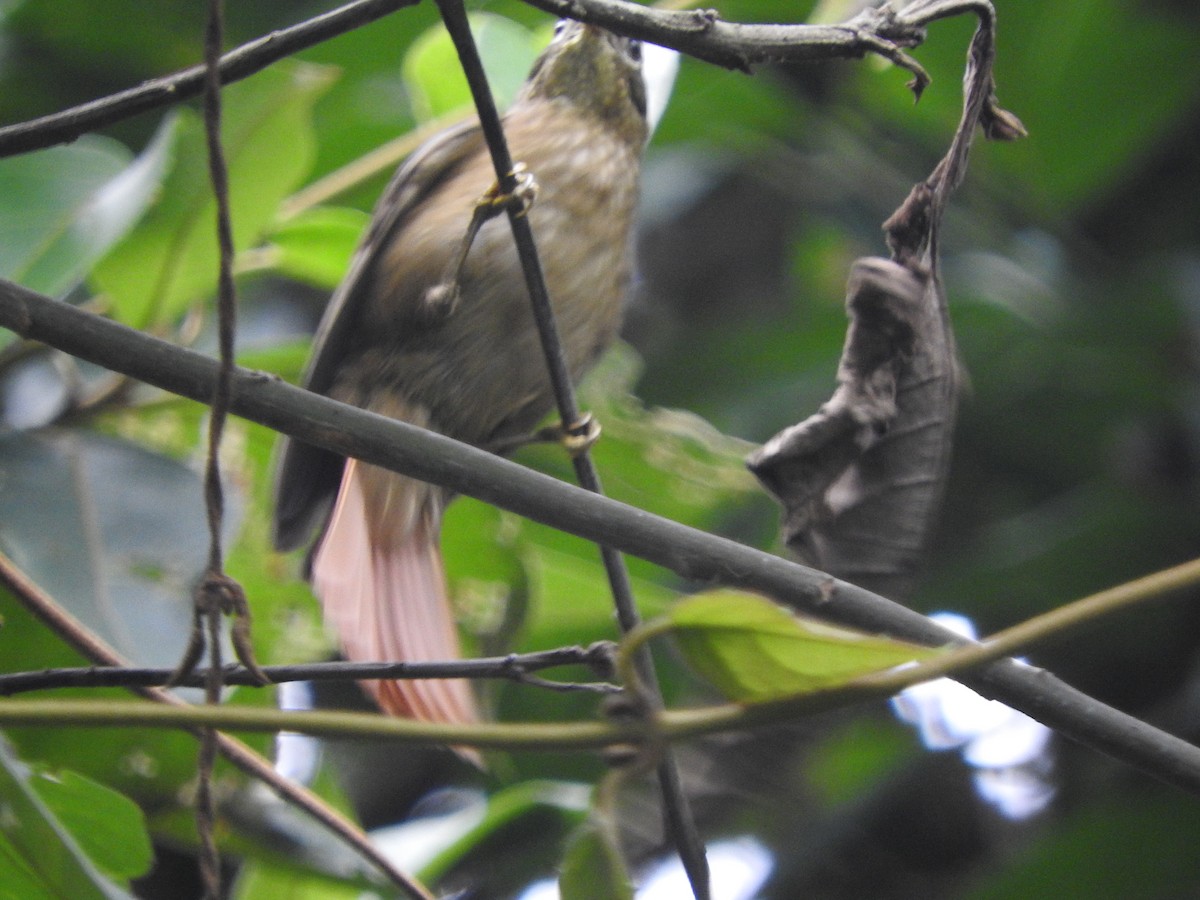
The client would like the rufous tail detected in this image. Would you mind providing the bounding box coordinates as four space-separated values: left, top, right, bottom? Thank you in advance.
311 458 478 728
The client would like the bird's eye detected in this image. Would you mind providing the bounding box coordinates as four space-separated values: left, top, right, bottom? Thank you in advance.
627 41 642 64
553 20 570 38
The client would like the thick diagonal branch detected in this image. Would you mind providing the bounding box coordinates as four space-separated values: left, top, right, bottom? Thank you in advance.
2 279 1199 796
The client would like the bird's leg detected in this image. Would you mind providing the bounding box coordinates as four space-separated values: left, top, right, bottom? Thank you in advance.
488 412 602 457
422 163 539 317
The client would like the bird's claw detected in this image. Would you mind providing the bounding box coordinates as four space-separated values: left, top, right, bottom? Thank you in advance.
478 163 539 218
424 165 541 320
560 413 601 457
486 413 601 457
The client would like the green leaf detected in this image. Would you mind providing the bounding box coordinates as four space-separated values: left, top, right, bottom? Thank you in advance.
519 538 679 653
558 784 633 900
0 582 203 807
0 122 171 297
30 768 153 883
0 833 55 900
663 591 937 702
0 738 139 899
401 14 539 122
440 498 530 657
262 205 368 289
0 429 231 671
91 60 337 327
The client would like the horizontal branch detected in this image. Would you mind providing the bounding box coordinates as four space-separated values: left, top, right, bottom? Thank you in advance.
517 0 927 73
0 0 934 158
3 580 1179 751
12 553 1196 753
0 697 626 751
2 278 1200 795
0 646 619 696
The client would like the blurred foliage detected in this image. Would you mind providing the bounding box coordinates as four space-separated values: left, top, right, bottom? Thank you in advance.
0 0 1199 898
0 736 152 898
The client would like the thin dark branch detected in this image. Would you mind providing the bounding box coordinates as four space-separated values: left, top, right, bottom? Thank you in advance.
0 0 418 158
0 646 620 696
508 0 931 77
3 278 1198 796
201 0 237 577
435 4 709 895
195 4 233 892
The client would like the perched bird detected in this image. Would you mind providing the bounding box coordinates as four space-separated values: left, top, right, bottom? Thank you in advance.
273 21 648 727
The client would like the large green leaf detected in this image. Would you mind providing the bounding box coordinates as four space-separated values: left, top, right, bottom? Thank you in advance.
0 583 202 807
29 767 153 884
0 739 143 899
558 781 633 900
91 61 337 327
0 429 234 670
261 205 368 289
0 123 171 298
401 14 539 122
662 591 937 703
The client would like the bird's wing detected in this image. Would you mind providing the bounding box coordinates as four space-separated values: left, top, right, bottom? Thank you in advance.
272 119 487 552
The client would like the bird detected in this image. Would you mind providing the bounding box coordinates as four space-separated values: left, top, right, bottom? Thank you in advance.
272 21 648 729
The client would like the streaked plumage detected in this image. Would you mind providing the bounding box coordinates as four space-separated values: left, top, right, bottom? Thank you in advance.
273 23 647 729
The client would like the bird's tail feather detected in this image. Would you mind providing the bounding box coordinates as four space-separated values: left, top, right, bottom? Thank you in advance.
311 458 478 728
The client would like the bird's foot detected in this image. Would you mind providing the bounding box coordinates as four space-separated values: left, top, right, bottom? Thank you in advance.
487 413 601 457
422 165 540 318
478 163 539 218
